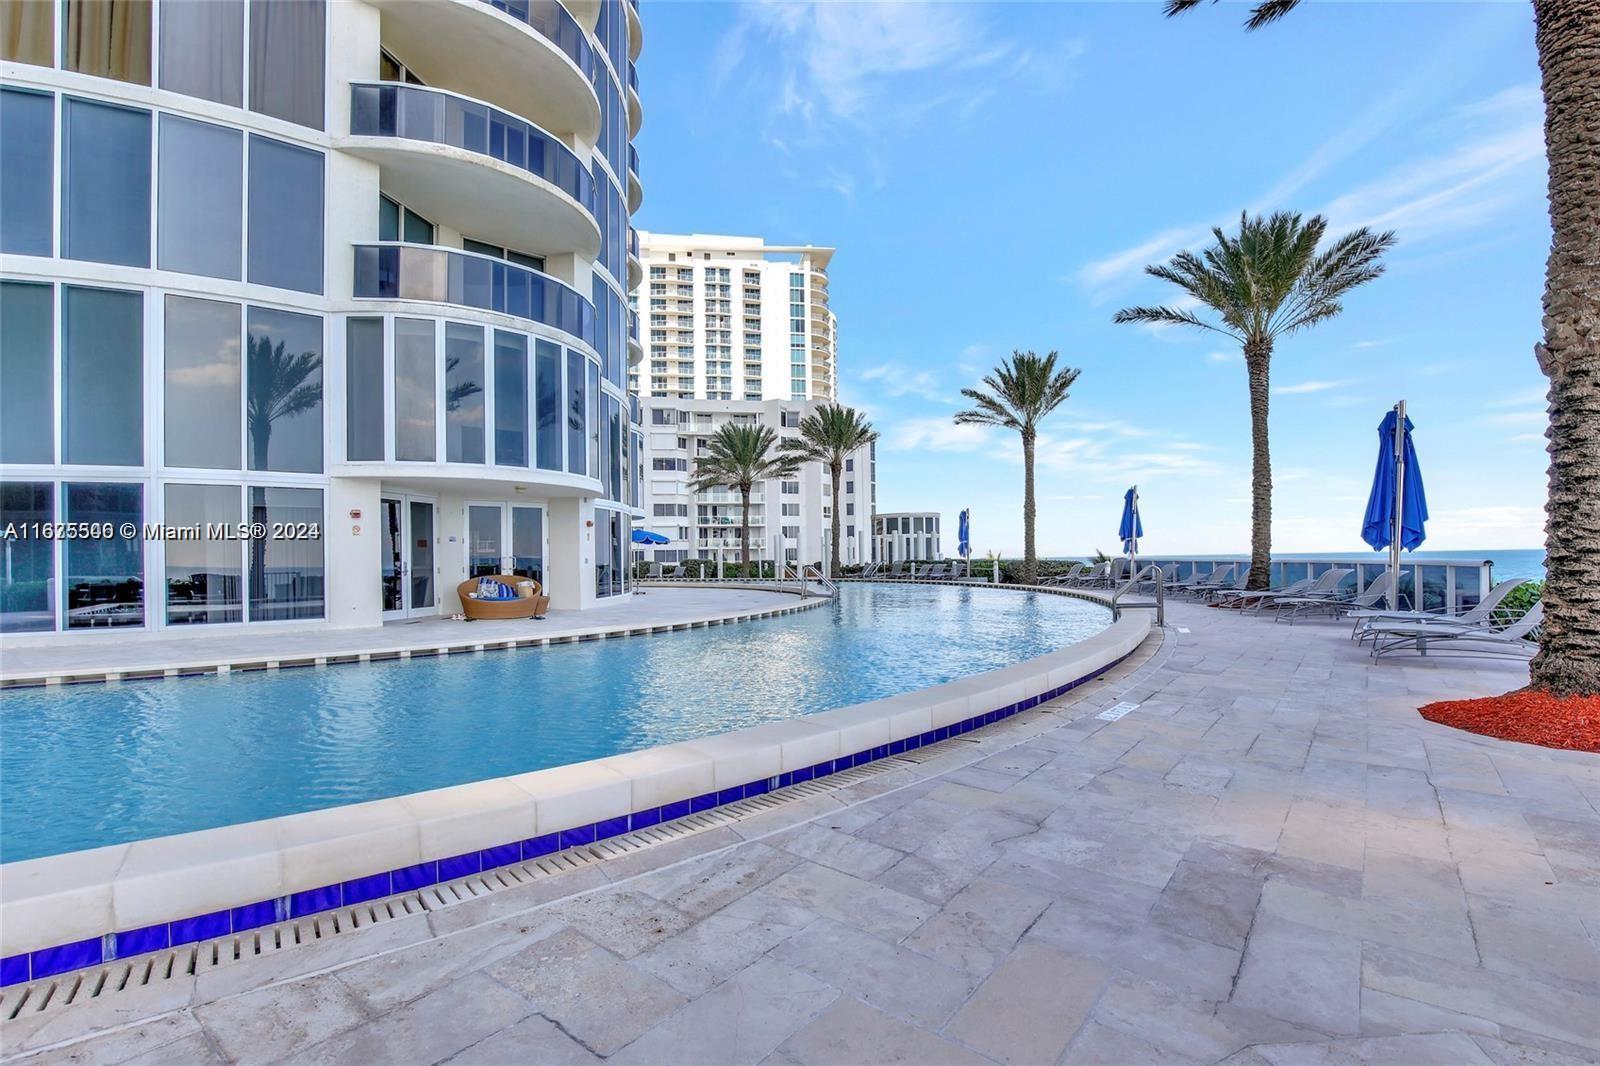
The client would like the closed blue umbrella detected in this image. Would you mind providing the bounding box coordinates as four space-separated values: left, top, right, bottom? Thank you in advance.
958 510 971 558
1119 486 1143 555
1361 402 1428 609
631 529 670 545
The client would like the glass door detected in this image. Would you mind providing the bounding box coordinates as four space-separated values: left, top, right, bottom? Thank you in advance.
382 495 438 619
467 504 504 578
509 505 544 585
465 503 546 586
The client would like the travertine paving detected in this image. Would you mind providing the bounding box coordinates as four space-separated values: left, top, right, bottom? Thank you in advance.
7 601 1597 1065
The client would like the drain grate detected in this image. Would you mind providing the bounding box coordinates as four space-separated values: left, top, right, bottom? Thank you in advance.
0 740 972 1025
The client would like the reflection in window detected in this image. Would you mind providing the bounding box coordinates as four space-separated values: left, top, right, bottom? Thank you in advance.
0 482 55 632
445 323 485 464
0 88 53 256
566 348 585 475
160 0 243 105
65 482 144 629
248 0 324 129
379 195 434 244
63 0 151 84
494 331 528 467
64 286 143 465
535 340 562 471
394 318 435 461
165 484 243 625
2 0 54 65
346 317 384 461
249 486 323 620
164 295 242 469
586 361 600 481
158 115 242 280
62 97 150 267
247 135 324 294
247 306 323 473
1 282 53 464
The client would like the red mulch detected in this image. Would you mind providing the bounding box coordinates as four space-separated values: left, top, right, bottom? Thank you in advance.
1418 688 1600 753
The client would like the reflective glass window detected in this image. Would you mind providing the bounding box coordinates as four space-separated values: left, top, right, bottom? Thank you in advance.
159 0 243 105
158 115 242 280
587 361 600 480
346 317 384 461
535 339 561 471
0 88 53 255
445 323 485 463
165 484 243 625
494 330 528 467
246 306 323 473
164 295 242 470
0 483 55 632
2 0 54 65
64 286 143 465
248 0 324 129
62 0 151 84
248 486 323 620
566 348 585 475
65 482 144 629
62 97 150 267
247 135 324 294
394 318 435 461
1 281 53 464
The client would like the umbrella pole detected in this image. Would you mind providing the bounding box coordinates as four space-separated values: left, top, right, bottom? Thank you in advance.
1389 400 1406 611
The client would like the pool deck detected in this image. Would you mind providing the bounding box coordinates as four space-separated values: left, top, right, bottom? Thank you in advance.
5 600 1598 1065
0 587 823 688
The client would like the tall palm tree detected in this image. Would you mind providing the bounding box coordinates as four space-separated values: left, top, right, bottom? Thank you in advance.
1114 212 1394 590
779 404 879 578
689 423 798 568
953 351 1081 585
246 333 322 471
1162 0 1600 697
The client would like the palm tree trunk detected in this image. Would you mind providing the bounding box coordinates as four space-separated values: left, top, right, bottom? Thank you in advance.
1531 0 1600 695
740 484 752 571
1244 339 1274 591
1021 428 1037 584
829 459 843 579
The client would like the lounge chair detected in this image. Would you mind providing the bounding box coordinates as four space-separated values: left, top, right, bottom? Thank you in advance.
457 575 549 621
1044 564 1087 587
1273 570 1390 623
1200 567 1254 603
1369 601 1542 660
1168 564 1232 597
1217 575 1311 608
1243 568 1350 612
1350 578 1526 641
1178 564 1236 599
1071 562 1111 588
923 563 950 580
884 561 907 580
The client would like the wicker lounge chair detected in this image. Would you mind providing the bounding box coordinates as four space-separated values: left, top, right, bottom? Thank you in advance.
457 575 549 621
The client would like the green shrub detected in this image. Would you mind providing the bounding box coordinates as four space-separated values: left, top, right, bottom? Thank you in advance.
1499 580 1542 638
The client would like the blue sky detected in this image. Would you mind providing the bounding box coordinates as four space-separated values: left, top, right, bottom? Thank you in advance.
633 1 1550 557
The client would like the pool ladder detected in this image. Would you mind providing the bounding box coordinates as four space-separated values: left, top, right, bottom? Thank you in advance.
1111 564 1166 627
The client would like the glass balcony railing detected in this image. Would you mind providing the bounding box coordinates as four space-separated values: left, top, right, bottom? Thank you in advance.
350 82 595 215
628 61 639 95
482 0 595 82
628 226 640 258
353 242 596 347
628 144 640 180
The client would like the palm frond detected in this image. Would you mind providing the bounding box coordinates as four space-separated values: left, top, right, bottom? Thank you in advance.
1245 0 1303 29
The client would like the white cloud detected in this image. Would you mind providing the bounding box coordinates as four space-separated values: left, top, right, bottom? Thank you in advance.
888 418 995 454
1274 379 1353 396
857 362 950 404
1206 350 1239 364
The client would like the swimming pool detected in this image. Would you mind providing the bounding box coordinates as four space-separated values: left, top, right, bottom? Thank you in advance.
1 583 1109 863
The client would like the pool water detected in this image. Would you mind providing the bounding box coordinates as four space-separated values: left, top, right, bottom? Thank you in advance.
0 584 1109 862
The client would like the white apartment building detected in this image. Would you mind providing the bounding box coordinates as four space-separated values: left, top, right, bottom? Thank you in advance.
639 399 874 568
874 512 943 565
631 233 837 403
0 0 647 641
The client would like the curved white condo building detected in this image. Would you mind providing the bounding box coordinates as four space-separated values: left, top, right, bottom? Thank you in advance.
0 0 647 641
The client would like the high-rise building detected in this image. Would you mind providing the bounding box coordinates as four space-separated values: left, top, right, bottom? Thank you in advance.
638 399 875 568
873 513 944 565
632 233 836 402
0 0 647 641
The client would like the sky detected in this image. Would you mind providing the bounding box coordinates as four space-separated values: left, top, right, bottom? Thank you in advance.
631 0 1551 558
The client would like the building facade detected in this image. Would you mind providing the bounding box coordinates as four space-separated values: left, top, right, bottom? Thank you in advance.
631 232 836 403
873 512 943 565
0 0 647 641
638 399 874 568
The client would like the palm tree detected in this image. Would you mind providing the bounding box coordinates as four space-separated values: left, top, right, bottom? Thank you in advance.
689 423 798 569
1161 0 1600 697
953 351 1081 585
1114 212 1394 590
246 333 323 471
779 404 879 578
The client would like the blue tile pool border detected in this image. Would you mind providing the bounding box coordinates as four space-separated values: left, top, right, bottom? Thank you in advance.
1 649 1130 987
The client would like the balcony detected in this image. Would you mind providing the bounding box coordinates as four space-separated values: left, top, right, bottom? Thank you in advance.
627 144 643 213
627 226 642 289
626 61 642 137
367 0 600 140
347 83 600 259
626 0 643 61
353 242 595 347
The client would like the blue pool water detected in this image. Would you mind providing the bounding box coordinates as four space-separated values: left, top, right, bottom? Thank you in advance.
0 584 1109 862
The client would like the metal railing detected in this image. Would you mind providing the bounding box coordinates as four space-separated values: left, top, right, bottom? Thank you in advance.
1111 564 1165 627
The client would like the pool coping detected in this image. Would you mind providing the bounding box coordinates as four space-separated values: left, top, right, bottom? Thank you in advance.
0 586 828 690
0 585 1147 982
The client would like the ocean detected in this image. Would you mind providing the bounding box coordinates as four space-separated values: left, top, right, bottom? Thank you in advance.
1049 549 1546 583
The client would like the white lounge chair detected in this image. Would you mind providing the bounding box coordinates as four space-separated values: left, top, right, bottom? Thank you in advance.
1350 578 1526 642
1274 570 1391 623
1218 575 1312 608
1247 568 1351 612
1369 601 1542 660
